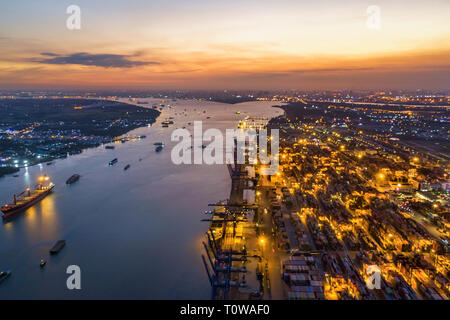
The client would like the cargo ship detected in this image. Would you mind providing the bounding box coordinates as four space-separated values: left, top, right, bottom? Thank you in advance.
66 174 80 184
1 176 55 220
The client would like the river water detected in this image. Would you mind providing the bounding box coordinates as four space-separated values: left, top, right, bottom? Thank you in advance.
0 99 283 299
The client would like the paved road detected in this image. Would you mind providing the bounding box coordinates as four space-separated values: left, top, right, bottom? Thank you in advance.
257 183 286 300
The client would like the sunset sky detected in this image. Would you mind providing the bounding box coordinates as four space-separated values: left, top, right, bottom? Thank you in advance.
1 0 449 90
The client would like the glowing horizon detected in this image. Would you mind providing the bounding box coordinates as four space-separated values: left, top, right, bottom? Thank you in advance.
1 0 449 90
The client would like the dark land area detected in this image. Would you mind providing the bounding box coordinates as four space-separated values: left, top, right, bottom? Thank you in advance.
0 98 160 177
0 98 160 136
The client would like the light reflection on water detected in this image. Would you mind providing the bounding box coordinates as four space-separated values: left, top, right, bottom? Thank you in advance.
0 99 283 299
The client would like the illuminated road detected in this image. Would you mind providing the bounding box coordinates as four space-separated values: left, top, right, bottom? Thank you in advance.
256 181 287 300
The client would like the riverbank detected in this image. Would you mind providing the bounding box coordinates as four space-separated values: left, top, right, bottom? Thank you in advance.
0 98 160 178
0 99 284 299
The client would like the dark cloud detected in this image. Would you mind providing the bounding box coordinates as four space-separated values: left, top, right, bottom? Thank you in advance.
236 67 376 79
289 67 375 74
35 52 159 68
40 52 60 57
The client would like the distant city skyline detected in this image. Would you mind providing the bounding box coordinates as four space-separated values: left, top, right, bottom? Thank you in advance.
1 0 450 90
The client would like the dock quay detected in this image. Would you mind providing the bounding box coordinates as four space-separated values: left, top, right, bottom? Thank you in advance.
202 133 285 300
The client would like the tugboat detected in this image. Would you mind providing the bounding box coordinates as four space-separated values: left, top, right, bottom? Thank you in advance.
0 270 11 283
1 176 55 220
161 119 174 127
40 259 46 268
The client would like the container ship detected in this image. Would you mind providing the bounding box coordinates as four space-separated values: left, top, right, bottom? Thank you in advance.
1 176 55 220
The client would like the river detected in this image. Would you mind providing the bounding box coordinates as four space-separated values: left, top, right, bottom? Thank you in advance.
0 98 283 299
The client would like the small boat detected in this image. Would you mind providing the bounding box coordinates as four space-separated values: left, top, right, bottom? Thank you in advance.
105 145 115 150
155 146 163 152
50 240 66 255
0 270 11 283
46 162 53 166
66 174 80 185
13 174 19 178
139 158 142 162
40 259 46 268
154 142 165 146
109 158 118 166
124 164 130 171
